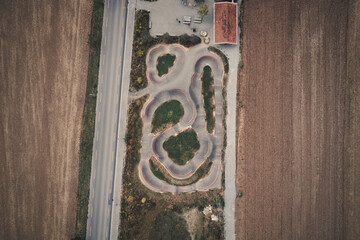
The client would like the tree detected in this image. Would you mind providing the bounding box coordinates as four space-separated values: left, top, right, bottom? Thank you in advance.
190 34 201 45
179 34 191 46
162 32 171 44
198 3 209 18
142 31 153 47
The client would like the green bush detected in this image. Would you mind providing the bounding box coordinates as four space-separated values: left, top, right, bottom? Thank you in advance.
179 34 201 48
163 128 200 165
156 54 176 77
152 100 184 133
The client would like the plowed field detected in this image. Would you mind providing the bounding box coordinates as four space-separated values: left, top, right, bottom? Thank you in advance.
236 0 358 239
0 0 92 239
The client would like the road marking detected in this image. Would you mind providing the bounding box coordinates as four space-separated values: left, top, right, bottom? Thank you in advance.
95 150 98 160
118 57 122 67
91 207 93 217
102 54 105 65
94 168 96 179
96 130 99 141
104 36 107 46
99 92 102 103
112 150 114 160
98 112 101 122
113 133 115 143
122 19 125 28
89 226 91 237
92 188 94 199
101 74 104 83
106 17 108 27
107 206 110 220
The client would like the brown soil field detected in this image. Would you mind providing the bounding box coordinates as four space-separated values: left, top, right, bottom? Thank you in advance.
0 0 92 239
344 1 360 239
236 0 359 239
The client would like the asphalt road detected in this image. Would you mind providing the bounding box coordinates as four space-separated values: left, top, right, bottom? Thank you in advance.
86 0 128 239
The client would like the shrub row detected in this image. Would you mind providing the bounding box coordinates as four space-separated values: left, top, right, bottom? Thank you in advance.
201 65 216 133
120 95 156 239
208 46 229 74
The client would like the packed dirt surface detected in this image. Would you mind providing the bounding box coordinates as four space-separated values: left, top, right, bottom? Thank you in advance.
235 0 359 239
0 0 92 239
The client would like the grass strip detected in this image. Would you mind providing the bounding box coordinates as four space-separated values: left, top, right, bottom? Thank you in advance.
74 1 104 239
120 95 154 239
201 65 216 133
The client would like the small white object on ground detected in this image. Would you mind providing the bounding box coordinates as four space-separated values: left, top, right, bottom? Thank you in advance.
211 215 219 222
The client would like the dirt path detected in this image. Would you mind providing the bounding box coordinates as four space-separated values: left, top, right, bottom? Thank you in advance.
236 0 349 239
0 0 92 239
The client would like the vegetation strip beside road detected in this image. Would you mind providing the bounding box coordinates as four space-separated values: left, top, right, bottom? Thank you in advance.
129 10 201 92
151 100 184 134
201 65 216 133
120 95 152 239
74 1 104 239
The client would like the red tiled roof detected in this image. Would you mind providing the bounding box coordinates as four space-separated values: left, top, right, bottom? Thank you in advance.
214 2 237 44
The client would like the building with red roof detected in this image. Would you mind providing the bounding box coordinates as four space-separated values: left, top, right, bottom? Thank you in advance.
214 2 238 44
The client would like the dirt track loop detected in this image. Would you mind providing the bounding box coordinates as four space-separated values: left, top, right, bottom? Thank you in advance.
134 44 225 193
